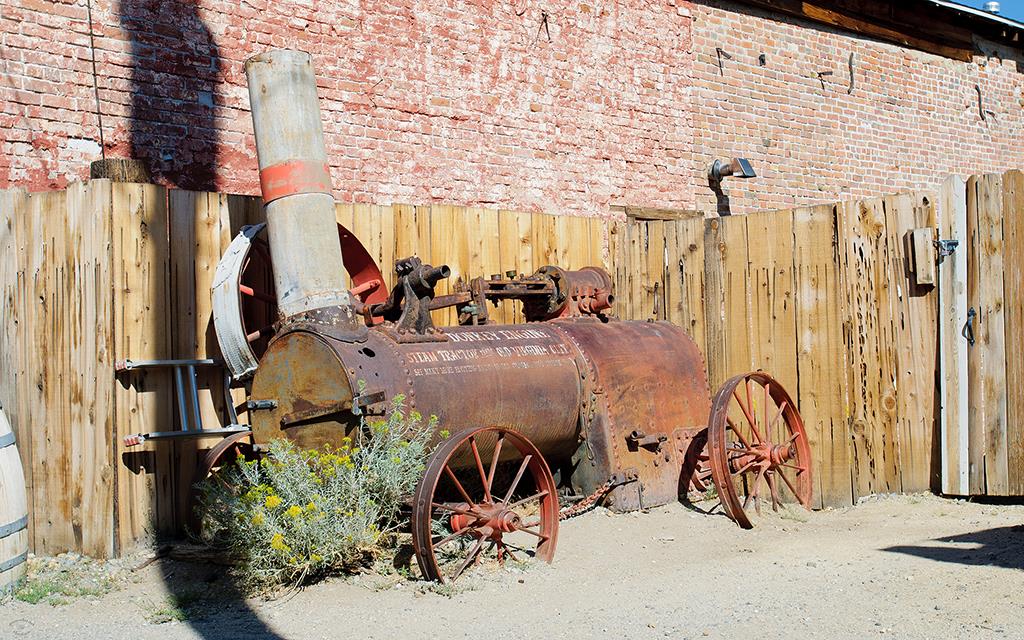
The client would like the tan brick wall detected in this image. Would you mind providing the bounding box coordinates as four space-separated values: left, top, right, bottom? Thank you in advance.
0 0 696 217
2 0 1022 216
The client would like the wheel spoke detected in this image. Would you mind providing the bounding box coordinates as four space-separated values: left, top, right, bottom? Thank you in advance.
501 454 533 506
444 465 477 508
432 524 476 550
503 542 520 562
778 462 806 472
725 417 755 450
450 536 487 581
486 433 504 497
750 468 765 517
516 525 550 541
506 489 549 511
777 467 802 501
770 401 789 430
765 472 781 512
732 458 759 477
469 436 491 503
732 390 765 444
733 389 765 444
239 284 275 304
431 502 484 518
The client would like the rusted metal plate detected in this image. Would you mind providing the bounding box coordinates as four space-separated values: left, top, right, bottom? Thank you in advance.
250 331 357 449
552 320 712 511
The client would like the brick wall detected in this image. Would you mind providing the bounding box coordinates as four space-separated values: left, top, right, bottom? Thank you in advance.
0 0 696 217
2 0 1023 216
692 1 1024 213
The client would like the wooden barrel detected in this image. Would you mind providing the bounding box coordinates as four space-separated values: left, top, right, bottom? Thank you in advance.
0 407 28 593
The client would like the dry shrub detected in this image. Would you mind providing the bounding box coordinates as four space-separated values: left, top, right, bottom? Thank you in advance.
198 396 435 591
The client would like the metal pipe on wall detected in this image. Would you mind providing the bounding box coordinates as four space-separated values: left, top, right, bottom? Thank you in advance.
244 49 351 318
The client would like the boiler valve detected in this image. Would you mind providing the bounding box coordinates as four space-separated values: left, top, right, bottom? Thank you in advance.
367 256 451 341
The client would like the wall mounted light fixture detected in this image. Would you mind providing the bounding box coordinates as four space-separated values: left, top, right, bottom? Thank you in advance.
709 158 757 182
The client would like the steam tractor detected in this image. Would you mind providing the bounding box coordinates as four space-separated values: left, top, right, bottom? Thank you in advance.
199 50 814 583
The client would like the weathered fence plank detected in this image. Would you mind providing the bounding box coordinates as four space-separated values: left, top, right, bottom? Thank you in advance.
1004 170 1024 496
938 176 969 496
966 175 1008 495
792 204 851 508
111 182 173 549
67 182 116 558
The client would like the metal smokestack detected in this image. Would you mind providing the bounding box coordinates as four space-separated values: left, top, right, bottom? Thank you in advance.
244 50 351 318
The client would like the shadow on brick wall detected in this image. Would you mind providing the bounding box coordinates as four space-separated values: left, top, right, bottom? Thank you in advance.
117 2 282 636
121 0 221 190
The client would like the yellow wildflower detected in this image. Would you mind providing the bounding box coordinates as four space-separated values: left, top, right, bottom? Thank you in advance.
270 532 290 553
265 494 282 509
251 512 265 526
305 501 316 512
285 505 302 518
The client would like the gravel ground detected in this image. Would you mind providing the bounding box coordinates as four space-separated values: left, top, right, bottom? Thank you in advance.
2 493 1022 639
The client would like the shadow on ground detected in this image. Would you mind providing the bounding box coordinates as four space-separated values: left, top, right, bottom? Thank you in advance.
116 0 281 635
884 524 1024 571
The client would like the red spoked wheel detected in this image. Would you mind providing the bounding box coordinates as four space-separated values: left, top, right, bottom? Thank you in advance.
707 372 813 529
188 430 258 534
411 427 559 583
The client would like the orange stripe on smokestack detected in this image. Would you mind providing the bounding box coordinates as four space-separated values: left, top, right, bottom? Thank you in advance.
244 49 353 318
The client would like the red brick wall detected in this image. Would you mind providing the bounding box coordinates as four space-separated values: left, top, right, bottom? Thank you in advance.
0 0 696 217
691 1 1024 213
2 1 1023 216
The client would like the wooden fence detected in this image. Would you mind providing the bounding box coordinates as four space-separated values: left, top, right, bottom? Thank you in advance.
0 172 1019 557
0 181 603 557
611 193 938 508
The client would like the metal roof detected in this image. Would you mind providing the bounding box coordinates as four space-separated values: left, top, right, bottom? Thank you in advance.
925 1 1024 31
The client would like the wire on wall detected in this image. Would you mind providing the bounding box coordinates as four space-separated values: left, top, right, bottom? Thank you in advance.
85 0 106 159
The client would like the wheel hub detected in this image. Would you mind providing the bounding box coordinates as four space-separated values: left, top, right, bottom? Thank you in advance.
450 503 522 537
728 441 796 473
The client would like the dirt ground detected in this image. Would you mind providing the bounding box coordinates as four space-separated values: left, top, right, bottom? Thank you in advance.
2 493 1022 639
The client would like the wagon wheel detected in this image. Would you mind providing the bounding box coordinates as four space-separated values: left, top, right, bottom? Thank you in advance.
411 427 559 583
680 429 714 498
707 372 813 529
188 430 258 534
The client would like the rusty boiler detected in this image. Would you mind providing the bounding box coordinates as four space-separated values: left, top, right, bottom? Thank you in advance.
230 50 813 582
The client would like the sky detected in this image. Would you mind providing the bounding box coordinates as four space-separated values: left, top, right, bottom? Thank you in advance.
963 0 1024 21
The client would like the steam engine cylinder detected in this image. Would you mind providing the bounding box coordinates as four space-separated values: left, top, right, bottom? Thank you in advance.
249 316 711 512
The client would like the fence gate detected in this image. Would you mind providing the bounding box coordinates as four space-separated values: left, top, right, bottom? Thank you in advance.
940 171 1024 497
